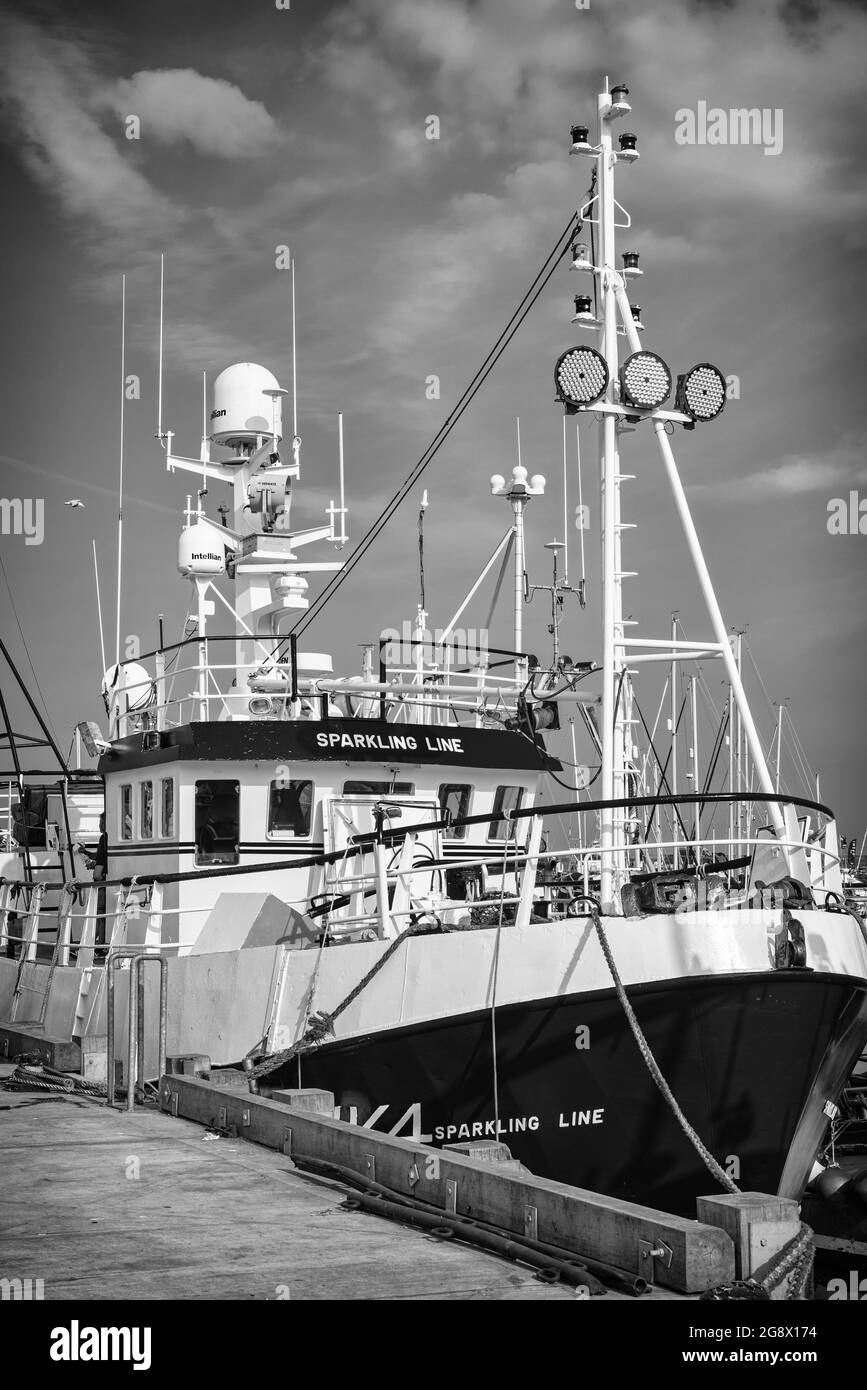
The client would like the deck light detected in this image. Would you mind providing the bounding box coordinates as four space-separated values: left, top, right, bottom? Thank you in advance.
622 251 642 278
618 132 640 162
675 363 727 423
619 351 672 411
570 124 594 155
554 346 609 407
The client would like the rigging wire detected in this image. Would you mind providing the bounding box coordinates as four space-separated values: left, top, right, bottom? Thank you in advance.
272 208 584 655
635 693 694 855
0 550 58 743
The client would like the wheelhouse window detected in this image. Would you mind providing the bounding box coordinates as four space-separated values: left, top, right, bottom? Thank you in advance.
488 785 524 840
439 784 472 839
195 780 240 866
120 785 132 841
160 778 174 839
140 783 154 834
268 780 313 838
342 781 415 796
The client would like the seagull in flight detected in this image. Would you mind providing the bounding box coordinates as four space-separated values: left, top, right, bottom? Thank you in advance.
65 499 85 508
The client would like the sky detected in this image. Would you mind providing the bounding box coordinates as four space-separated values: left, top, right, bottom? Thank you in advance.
0 0 865 835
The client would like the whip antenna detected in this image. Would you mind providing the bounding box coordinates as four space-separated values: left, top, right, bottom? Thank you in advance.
92 539 107 673
157 254 165 440
115 273 126 665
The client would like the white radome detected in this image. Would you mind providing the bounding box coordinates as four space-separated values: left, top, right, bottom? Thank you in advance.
178 522 226 577
210 362 284 448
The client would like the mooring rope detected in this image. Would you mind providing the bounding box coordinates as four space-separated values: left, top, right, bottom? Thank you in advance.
575 896 739 1196
245 920 431 1081
0 1061 105 1099
582 904 816 1297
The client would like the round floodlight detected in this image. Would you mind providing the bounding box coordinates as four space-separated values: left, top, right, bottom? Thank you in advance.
619 351 672 410
554 346 609 407
676 363 727 422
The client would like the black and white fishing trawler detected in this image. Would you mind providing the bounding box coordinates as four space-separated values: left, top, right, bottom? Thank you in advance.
2 80 867 1219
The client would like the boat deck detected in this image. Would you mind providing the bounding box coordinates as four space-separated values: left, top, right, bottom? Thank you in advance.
0 1062 675 1301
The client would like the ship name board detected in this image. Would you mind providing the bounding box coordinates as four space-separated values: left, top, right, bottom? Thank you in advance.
316 731 465 755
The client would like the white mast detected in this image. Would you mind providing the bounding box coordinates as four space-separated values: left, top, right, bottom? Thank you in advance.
514 419 525 678
596 82 626 910
670 612 679 869
613 298 786 840
563 80 790 909
490 461 545 684
561 414 569 586
691 672 700 850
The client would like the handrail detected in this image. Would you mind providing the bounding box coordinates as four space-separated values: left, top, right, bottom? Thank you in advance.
109 631 530 666
0 789 834 894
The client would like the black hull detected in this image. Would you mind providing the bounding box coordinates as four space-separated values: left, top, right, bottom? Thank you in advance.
292 970 867 1215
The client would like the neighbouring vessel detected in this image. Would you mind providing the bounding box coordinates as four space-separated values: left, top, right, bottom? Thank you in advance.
2 80 867 1219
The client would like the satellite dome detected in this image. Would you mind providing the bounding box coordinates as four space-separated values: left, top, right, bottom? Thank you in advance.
178 522 226 577
210 363 284 449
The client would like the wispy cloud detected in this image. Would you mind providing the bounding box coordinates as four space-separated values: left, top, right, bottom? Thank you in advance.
94 69 281 159
0 12 179 240
693 439 867 500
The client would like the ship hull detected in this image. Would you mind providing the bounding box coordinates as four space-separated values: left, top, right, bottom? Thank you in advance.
295 969 867 1215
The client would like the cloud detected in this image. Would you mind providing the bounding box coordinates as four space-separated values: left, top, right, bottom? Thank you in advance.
94 69 281 158
695 439 867 500
0 12 180 240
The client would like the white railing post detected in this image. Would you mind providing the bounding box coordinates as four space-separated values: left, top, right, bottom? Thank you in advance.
22 883 45 962
0 881 11 951
56 883 77 966
76 884 99 970
516 813 544 927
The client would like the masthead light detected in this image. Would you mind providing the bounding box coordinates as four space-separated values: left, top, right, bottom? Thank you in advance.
570 243 593 272
675 363 727 424
572 294 599 326
618 132 640 163
622 251 643 278
570 124 594 155
609 84 631 118
554 346 609 409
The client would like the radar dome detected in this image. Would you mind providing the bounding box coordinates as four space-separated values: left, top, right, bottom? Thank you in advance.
178 522 226 577
210 363 284 449
102 663 153 714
